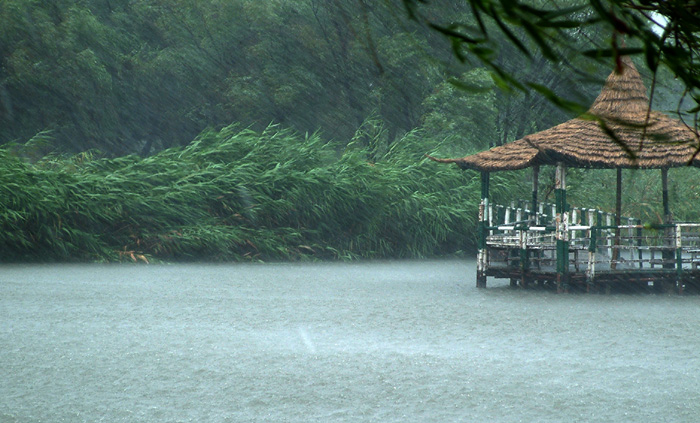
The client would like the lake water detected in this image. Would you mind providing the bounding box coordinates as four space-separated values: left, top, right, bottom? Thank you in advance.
2 260 700 422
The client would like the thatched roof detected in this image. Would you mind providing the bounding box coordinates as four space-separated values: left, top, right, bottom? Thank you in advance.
432 56 700 171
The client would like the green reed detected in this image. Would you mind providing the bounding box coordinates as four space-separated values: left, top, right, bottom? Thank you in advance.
0 124 520 262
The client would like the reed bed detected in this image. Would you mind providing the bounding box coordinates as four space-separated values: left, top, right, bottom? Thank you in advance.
0 125 515 262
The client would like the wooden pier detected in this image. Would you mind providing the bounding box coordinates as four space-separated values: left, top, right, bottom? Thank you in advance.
481 199 700 293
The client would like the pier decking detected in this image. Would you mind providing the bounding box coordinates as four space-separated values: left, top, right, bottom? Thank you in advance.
483 201 700 292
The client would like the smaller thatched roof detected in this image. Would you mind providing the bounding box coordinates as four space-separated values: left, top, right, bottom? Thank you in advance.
432 56 700 171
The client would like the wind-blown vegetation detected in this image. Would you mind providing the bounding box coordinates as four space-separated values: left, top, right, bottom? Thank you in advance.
0 0 648 157
2 122 696 263
2 1 697 263
0 124 520 262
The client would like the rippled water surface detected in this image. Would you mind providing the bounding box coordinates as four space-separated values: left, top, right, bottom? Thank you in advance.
2 260 700 422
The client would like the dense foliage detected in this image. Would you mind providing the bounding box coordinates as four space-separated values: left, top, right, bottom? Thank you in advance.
0 124 522 262
1 0 624 156
1 1 697 262
0 0 445 154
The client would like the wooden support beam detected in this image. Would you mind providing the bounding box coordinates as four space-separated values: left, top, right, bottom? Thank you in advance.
660 168 674 278
615 168 622 224
531 165 539 222
662 167 670 220
676 224 684 294
587 209 597 286
477 171 490 288
555 163 569 293
612 168 622 269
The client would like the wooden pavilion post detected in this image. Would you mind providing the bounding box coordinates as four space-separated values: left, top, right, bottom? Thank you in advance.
662 168 670 220
661 168 674 270
555 163 569 293
659 167 675 291
477 171 490 288
612 168 622 269
517 165 539 287
531 165 539 222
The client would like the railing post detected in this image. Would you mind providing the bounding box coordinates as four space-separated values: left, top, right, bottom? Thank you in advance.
551 203 556 224
519 225 529 287
555 163 569 293
587 209 596 290
613 167 622 270
661 168 674 282
514 207 529 285
628 218 635 262
477 171 490 288
637 219 643 269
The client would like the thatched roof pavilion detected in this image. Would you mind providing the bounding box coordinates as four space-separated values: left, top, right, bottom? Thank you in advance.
431 56 700 171
432 56 700 291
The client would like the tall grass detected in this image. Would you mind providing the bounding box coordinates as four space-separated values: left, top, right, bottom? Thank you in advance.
0 124 521 262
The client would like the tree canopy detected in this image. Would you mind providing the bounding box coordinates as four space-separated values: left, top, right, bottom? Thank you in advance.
0 1 694 156
0 0 450 154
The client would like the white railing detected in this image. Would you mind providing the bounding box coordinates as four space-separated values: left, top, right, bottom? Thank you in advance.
484 201 700 274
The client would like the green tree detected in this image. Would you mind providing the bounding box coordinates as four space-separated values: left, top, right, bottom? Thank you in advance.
400 0 700 133
420 67 496 151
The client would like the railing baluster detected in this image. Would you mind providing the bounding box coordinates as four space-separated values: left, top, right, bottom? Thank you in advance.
637 219 643 269
482 200 698 291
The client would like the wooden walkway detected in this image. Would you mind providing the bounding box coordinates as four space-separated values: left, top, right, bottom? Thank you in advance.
480 201 700 293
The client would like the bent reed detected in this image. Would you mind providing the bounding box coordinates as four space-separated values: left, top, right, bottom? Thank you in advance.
1 124 514 262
